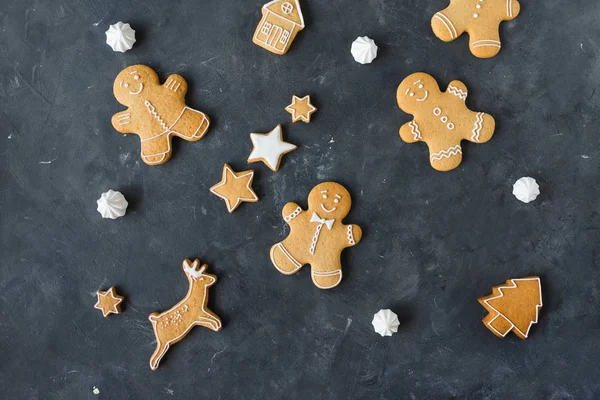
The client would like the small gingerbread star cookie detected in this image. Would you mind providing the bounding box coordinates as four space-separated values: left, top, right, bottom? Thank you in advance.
95 287 124 317
248 125 297 172
285 95 317 123
210 164 259 213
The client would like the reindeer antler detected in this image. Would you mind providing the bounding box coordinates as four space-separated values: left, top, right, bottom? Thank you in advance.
182 259 208 277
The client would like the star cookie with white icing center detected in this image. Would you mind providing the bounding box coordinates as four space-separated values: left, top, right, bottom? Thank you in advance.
248 124 297 172
285 95 317 123
95 287 124 317
210 164 259 213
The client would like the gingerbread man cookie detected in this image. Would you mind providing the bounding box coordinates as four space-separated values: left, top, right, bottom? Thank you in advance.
149 259 222 370
112 65 211 166
270 182 362 289
397 72 495 172
432 0 521 58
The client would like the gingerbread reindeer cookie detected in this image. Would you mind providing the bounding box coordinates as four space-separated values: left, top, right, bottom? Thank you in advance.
149 259 222 370
432 0 521 58
270 182 362 289
112 65 210 166
397 72 495 172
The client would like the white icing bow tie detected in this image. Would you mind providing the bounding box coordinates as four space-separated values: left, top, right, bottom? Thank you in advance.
310 213 335 230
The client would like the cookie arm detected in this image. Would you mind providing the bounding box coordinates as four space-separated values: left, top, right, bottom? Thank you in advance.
467 111 495 144
111 110 136 134
282 202 303 225
399 120 423 143
505 0 521 20
446 80 469 104
163 74 188 98
345 224 362 248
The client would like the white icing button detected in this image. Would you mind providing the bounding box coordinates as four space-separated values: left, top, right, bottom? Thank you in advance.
476 4 481 8
433 107 441 116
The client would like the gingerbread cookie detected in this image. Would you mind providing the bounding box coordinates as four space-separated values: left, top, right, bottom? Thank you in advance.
397 72 495 172
285 95 317 123
149 259 222 370
94 287 124 317
112 65 210 166
248 124 297 171
432 0 521 58
478 276 542 340
270 182 362 289
210 164 259 213
253 0 305 55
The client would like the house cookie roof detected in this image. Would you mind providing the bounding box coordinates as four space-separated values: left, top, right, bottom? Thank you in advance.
263 0 305 28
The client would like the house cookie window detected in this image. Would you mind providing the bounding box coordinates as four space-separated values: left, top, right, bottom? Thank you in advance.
280 30 290 44
261 22 272 35
281 2 294 14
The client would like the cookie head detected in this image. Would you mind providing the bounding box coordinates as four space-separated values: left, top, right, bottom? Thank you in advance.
308 182 352 219
113 65 158 105
397 72 439 113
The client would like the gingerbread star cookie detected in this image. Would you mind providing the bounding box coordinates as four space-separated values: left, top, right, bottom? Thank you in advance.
94 287 124 317
149 259 222 370
111 65 211 166
285 95 317 123
478 276 542 340
248 124 297 172
432 0 521 58
210 164 259 213
397 72 495 172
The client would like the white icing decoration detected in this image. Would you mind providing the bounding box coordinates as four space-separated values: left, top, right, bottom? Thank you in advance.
347 225 355 245
210 165 258 213
471 112 484 141
472 39 501 49
433 12 457 39
506 0 513 17
372 309 400 337
105 22 136 53
96 190 128 219
512 177 540 203
351 36 378 64
447 84 467 100
433 107 442 116
248 125 297 171
253 0 305 54
430 145 462 162
183 259 207 278
309 212 335 254
409 121 422 140
284 206 302 222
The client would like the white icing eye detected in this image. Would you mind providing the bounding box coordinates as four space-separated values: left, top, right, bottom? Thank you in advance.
476 4 481 8
409 92 414 97
323 194 328 199
418 84 423 89
473 13 479 18
124 83 129 88
134 75 140 80
334 199 339 204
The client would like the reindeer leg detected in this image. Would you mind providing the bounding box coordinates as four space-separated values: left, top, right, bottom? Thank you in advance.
150 341 170 371
199 311 222 332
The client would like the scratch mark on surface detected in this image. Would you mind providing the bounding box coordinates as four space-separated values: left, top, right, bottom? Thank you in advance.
163 387 174 396
39 156 58 164
581 155 590 159
207 345 227 372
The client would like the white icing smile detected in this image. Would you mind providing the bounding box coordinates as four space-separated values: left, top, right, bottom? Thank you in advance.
320 204 337 213
416 91 428 102
129 83 143 95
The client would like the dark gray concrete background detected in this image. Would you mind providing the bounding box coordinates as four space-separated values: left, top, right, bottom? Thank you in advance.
2 0 600 398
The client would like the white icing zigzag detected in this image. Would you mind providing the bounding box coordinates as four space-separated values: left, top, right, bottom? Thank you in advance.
471 112 484 142
430 145 462 162
447 84 467 100
144 100 170 132
409 121 422 140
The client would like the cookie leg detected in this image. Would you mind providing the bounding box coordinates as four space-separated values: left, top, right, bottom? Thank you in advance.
429 144 463 172
140 133 172 166
150 341 170 371
310 261 343 290
270 243 303 275
469 30 502 59
170 107 210 141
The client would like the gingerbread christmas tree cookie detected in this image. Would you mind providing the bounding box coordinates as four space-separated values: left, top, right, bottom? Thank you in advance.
270 182 362 289
397 72 495 172
112 65 210 166
478 276 542 340
149 259 222 370
432 0 521 58
253 0 305 55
